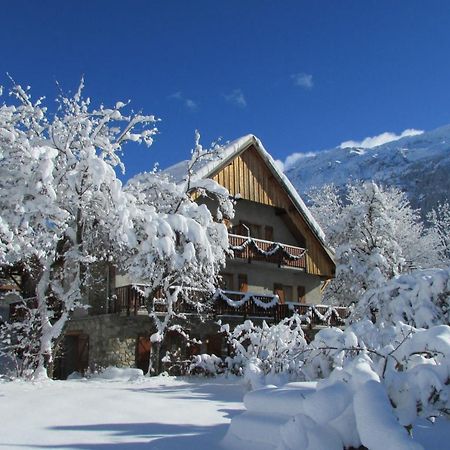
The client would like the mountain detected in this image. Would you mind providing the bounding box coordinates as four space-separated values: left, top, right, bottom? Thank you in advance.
284 124 450 215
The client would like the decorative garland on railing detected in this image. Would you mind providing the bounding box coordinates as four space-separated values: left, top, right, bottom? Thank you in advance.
229 237 307 261
213 289 345 325
213 289 280 309
288 303 345 325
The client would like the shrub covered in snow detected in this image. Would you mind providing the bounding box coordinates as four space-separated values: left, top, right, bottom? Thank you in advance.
307 321 450 421
188 353 225 376
225 322 450 450
220 314 307 389
0 301 41 378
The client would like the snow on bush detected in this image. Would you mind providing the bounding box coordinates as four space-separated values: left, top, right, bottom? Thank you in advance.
220 314 307 389
352 267 450 327
188 353 224 376
226 322 450 450
0 301 41 378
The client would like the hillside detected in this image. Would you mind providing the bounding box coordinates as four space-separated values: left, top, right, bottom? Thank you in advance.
284 125 450 214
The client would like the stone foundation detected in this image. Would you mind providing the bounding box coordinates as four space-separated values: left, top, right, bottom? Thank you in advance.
65 314 154 369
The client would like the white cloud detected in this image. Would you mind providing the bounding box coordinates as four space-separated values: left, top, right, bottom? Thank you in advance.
275 152 317 173
224 89 247 108
185 98 198 110
168 91 198 111
283 151 317 171
339 128 423 149
291 72 314 89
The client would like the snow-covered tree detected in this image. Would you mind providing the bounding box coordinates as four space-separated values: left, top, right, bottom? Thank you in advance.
0 79 157 378
428 202 450 265
122 132 234 374
352 267 450 327
309 182 442 308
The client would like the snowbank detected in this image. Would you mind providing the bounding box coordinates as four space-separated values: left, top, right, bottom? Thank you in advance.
90 366 144 381
224 375 426 450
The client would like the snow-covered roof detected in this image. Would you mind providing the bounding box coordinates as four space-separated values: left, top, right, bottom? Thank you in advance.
164 135 332 258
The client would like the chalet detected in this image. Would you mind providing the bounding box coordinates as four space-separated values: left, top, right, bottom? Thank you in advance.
56 135 342 377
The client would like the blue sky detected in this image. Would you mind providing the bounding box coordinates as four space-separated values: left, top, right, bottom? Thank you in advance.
2 1 450 179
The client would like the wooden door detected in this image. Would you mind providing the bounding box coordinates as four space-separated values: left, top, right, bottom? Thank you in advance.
136 336 151 373
207 334 224 357
297 286 306 304
77 334 89 373
55 333 89 379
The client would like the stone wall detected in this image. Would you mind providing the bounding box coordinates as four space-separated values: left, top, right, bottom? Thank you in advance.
65 314 154 369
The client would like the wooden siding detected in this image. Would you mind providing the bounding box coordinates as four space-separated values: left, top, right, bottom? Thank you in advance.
211 145 334 278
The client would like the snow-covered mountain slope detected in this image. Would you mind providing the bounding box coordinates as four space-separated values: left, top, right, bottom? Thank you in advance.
285 124 450 214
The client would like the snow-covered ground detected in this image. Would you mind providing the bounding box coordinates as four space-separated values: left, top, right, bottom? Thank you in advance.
0 372 448 450
0 373 245 450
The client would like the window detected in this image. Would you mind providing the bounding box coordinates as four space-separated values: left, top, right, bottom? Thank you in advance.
238 274 248 292
283 285 293 302
264 226 274 242
220 273 234 291
232 221 263 239
273 283 293 303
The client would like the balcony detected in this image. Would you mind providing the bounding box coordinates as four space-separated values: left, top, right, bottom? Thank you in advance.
111 285 347 327
214 290 346 327
228 234 307 270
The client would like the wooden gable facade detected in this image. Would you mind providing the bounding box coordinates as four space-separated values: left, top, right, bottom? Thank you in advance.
209 143 335 279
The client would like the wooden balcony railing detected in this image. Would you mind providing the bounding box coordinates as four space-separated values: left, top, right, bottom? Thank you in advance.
214 290 347 326
111 285 208 316
228 234 307 270
111 285 147 315
110 285 347 327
